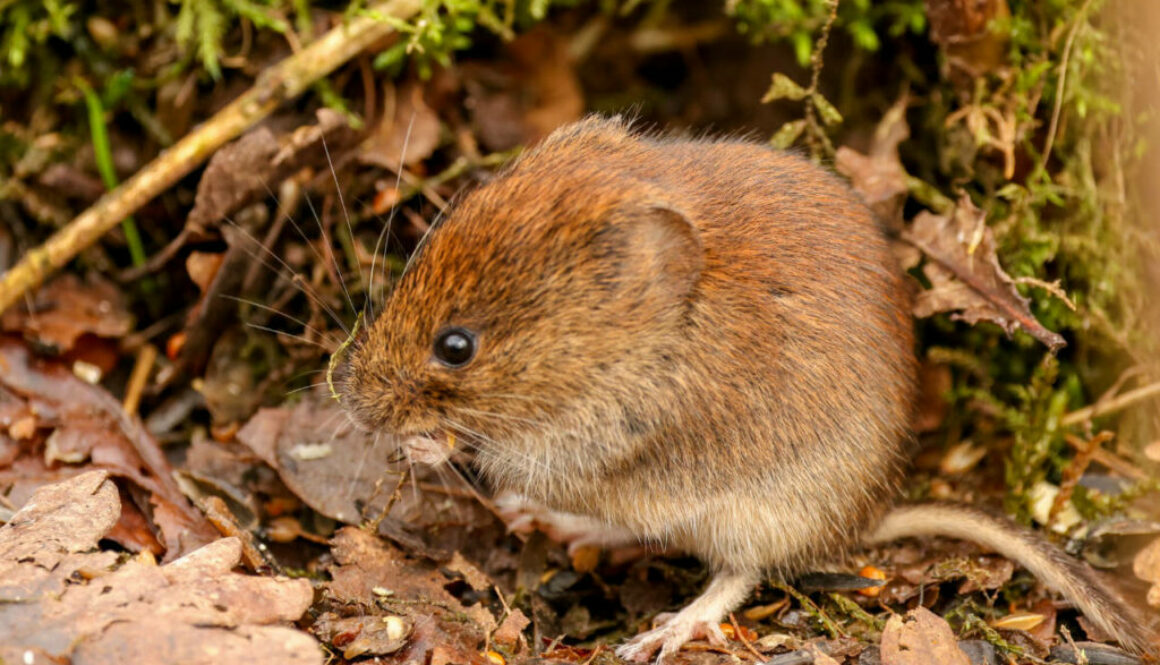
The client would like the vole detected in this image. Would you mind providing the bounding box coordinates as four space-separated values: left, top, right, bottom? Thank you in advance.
341 116 1154 661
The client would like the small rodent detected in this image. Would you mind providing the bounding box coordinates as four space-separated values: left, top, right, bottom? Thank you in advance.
343 116 1154 660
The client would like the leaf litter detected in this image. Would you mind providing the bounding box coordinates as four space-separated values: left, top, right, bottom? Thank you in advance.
0 471 318 665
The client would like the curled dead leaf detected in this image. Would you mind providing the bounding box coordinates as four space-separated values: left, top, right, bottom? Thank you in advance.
835 94 910 230
903 195 1066 351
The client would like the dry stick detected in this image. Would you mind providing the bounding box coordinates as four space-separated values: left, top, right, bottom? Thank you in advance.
121 343 158 415
1039 0 1094 173
803 0 840 159
1061 379 1160 426
0 0 423 316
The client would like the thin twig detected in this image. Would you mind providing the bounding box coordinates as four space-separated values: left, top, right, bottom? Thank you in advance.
0 0 422 316
803 0 840 158
122 343 158 416
1061 379 1160 426
728 612 765 661
1039 0 1094 172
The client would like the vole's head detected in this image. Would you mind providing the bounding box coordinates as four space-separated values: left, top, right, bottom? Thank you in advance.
342 118 702 465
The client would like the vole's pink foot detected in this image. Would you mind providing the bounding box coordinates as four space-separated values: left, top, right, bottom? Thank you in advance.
615 612 728 662
494 492 637 555
616 568 759 663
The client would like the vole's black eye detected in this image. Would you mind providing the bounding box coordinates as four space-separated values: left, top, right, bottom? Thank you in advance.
433 327 477 367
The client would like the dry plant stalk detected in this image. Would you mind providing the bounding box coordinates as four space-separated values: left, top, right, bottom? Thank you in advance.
0 0 423 315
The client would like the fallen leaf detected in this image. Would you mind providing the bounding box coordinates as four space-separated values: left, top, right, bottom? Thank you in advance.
1133 535 1160 606
185 109 357 234
447 550 494 592
0 472 320 665
835 94 910 230
316 527 493 665
925 0 1011 79
0 339 216 559
236 393 404 525
493 608 531 651
360 82 442 171
880 606 971 665
0 273 132 353
903 195 1066 351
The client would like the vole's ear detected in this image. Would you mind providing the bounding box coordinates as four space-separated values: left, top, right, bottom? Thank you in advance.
597 204 703 301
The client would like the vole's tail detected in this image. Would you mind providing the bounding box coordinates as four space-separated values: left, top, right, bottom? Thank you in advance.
868 503 1158 656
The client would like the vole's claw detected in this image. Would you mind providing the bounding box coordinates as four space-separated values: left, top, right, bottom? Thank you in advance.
615 613 727 663
494 491 638 553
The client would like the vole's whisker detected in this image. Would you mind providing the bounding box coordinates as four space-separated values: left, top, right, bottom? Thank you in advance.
223 216 350 335
320 133 358 316
283 381 330 396
243 322 329 350
440 418 552 474
451 406 542 427
224 294 336 344
368 108 416 319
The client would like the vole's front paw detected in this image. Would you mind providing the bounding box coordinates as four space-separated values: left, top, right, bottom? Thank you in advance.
494 492 638 555
615 613 727 663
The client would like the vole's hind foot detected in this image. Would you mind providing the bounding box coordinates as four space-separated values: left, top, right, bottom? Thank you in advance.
615 612 728 663
616 568 759 663
494 492 638 555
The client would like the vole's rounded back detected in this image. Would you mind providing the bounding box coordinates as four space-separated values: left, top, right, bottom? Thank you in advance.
345 116 914 573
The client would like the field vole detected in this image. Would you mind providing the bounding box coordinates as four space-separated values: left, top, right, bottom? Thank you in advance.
342 116 1153 660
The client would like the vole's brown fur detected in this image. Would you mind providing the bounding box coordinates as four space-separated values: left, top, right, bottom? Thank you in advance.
344 117 1155 660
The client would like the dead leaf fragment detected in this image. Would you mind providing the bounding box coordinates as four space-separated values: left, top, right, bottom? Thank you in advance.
236 394 403 524
903 196 1066 351
493 608 531 651
318 527 492 665
1133 535 1160 607
0 273 132 352
360 83 442 171
835 94 910 229
0 339 216 558
926 0 1011 78
881 606 971 665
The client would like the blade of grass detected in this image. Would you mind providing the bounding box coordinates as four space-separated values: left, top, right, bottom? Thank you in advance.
76 77 147 270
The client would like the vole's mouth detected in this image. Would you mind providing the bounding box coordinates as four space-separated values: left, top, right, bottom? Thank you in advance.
399 430 457 466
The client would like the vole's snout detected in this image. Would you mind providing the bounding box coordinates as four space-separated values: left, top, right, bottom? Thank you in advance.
344 364 438 437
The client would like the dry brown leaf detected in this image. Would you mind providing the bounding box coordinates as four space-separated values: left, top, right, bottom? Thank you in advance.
447 550 494 592
903 195 1066 351
0 472 319 665
835 94 910 230
493 608 531 651
925 0 1011 78
0 339 217 558
360 82 442 171
315 527 493 665
185 108 356 233
1133 535 1160 606
0 273 132 353
236 394 403 525
881 606 971 665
